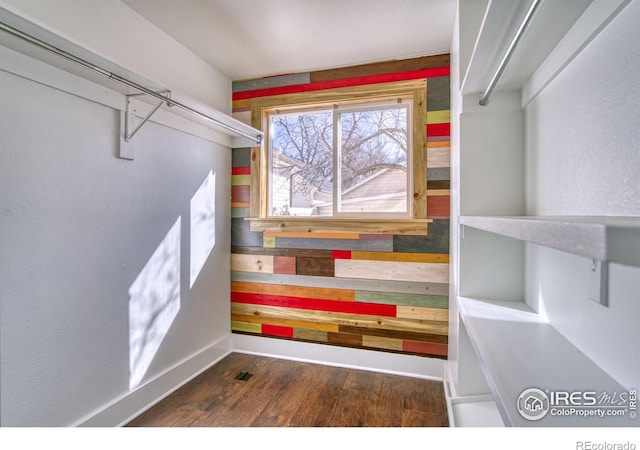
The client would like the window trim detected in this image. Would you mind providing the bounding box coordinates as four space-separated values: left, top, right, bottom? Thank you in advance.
247 79 431 235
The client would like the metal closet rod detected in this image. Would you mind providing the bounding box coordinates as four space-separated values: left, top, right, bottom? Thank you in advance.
478 0 542 106
0 20 263 145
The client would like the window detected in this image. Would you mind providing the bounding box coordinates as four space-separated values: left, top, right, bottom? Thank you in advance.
268 100 411 218
248 80 430 235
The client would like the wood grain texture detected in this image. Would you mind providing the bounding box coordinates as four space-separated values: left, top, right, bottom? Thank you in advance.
310 54 450 83
427 195 451 219
231 185 250 203
426 110 451 124
231 271 450 296
338 325 448 344
231 218 264 247
127 353 448 427
277 236 393 252
231 281 355 302
355 291 448 308
335 259 449 283
263 231 360 239
231 246 334 258
232 313 339 332
396 305 449 322
231 303 448 335
248 218 430 236
231 174 251 186
230 254 274 274
403 340 448 357
351 250 449 263
426 147 450 168
427 167 450 181
296 256 335 277
232 147 252 167
362 335 403 351
393 219 449 254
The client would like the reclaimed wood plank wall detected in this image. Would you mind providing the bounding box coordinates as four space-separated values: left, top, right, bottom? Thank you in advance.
230 55 450 359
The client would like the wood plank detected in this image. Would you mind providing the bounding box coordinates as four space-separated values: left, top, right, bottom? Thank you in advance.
272 255 296 274
232 313 340 333
293 328 329 342
403 340 448 357
231 218 264 247
232 147 252 167
413 86 427 220
230 254 274 274
335 259 449 283
427 180 450 190
230 303 449 335
426 76 451 112
427 189 451 196
427 167 450 181
426 110 451 124
427 147 450 168
231 271 450 296
231 185 250 203
249 218 430 236
355 291 449 309
396 305 449 322
296 256 335 277
234 69 447 100
351 250 448 263
231 202 250 208
262 324 294 338
263 231 360 239
231 207 250 218
362 335 403 351
393 220 449 254
327 332 363 347
277 236 393 251
231 292 395 317
427 123 450 137
231 174 251 186
338 325 448 344
263 236 276 248
231 320 261 333
426 140 451 148
310 54 450 82
427 195 451 219
231 166 250 175
231 280 355 302
231 246 333 258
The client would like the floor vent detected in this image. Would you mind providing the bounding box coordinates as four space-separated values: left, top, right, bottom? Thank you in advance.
234 371 253 381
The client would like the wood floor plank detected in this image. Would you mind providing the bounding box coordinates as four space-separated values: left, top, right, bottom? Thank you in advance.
125 353 448 428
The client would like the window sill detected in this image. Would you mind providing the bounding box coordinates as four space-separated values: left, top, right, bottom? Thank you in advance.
245 217 432 236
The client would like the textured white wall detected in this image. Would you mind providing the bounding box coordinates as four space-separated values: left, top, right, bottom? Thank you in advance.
0 0 231 113
0 66 232 426
524 1 640 388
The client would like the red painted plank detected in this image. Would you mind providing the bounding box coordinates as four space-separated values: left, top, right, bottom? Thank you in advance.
262 324 294 338
427 123 450 137
332 250 352 259
232 67 450 101
231 185 250 203
232 166 250 175
427 195 451 219
232 292 397 317
402 340 448 356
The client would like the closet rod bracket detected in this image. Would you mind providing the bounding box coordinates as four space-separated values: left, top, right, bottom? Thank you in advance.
124 90 171 142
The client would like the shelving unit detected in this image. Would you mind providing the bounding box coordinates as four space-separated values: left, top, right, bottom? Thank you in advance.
457 296 631 427
460 216 640 267
448 0 638 428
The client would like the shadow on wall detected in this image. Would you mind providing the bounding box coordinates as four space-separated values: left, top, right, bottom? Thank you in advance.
127 171 216 391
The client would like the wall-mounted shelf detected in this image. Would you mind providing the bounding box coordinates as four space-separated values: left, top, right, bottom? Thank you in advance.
460 215 640 267
457 296 632 427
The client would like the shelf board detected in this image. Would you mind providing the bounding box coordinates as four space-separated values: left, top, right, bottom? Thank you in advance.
460 215 640 267
457 296 633 427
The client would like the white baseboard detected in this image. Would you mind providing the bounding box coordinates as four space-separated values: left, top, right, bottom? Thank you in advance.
75 334 232 427
231 334 446 381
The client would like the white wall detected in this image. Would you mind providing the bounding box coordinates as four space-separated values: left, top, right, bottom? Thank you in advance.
0 0 231 113
0 1 234 426
524 1 640 389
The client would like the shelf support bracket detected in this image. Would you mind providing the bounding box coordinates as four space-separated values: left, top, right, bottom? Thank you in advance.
589 259 609 307
119 90 171 160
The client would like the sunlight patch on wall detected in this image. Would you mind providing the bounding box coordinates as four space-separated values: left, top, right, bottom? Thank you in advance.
190 171 216 288
129 217 181 390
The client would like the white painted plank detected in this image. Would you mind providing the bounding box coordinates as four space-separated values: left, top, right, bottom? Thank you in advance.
335 259 449 283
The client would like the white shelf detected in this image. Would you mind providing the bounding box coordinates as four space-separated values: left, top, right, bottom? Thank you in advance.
457 296 633 427
460 215 640 267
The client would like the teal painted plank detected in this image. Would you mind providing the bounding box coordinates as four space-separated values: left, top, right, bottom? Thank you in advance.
230 271 449 296
355 291 449 309
394 219 449 253
232 207 250 218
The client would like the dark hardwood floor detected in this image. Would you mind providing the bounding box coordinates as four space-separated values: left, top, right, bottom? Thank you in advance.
126 352 449 427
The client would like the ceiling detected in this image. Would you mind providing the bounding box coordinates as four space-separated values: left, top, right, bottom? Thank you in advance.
121 0 457 81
